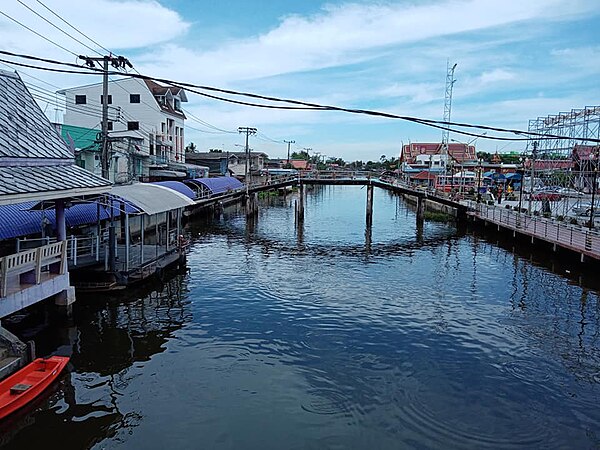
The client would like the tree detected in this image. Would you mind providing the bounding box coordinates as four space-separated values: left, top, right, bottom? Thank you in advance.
185 142 197 153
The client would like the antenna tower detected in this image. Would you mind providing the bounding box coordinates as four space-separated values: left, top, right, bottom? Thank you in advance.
442 60 457 168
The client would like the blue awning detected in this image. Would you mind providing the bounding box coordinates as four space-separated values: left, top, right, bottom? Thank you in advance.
185 177 243 195
151 181 197 200
0 201 126 240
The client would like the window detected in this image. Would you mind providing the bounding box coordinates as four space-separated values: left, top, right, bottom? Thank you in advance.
127 121 139 131
107 121 113 131
100 95 112 105
75 95 86 104
130 94 140 103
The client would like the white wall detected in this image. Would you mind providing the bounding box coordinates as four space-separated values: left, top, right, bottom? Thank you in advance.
61 78 186 163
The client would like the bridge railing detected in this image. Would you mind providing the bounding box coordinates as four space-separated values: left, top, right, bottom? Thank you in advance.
467 200 600 255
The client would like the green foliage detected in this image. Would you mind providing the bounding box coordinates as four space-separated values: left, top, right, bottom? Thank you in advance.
424 211 453 222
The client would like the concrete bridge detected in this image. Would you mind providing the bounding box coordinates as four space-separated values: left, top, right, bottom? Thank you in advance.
238 170 600 262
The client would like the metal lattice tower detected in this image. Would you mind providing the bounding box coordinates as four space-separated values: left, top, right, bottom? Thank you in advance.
526 106 600 216
441 60 457 168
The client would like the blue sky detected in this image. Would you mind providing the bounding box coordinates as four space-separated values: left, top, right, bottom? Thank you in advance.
0 0 599 161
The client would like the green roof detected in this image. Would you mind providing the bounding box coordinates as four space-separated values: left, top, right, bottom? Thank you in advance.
60 124 100 150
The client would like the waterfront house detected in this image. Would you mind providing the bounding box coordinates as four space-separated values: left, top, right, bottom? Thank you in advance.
0 69 111 374
58 78 189 182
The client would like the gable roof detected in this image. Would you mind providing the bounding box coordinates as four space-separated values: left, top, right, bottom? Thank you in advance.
0 70 74 160
143 79 187 119
402 142 476 164
0 70 111 205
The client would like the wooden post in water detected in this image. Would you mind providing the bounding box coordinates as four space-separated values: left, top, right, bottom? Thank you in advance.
366 184 374 227
416 196 425 224
246 193 259 217
297 183 305 223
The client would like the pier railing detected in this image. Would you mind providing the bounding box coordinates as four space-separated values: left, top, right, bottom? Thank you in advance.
0 241 67 297
468 201 600 257
17 236 103 267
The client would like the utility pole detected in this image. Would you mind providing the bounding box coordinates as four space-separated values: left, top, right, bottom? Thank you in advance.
238 127 257 194
78 55 132 180
78 54 132 273
284 140 295 166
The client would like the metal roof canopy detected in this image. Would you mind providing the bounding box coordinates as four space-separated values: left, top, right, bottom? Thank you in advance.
109 183 195 215
185 177 243 195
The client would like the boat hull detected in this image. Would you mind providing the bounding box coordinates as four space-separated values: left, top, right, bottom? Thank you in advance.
0 356 69 420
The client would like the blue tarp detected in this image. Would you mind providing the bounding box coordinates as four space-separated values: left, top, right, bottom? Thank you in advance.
185 177 243 195
151 181 197 200
505 172 522 180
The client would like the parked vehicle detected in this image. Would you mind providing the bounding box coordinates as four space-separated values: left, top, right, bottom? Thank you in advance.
530 192 561 201
558 187 584 197
573 203 600 216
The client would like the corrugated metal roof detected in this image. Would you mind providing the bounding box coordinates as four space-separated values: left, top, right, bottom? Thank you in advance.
0 200 130 240
0 164 111 205
151 181 196 199
110 183 195 215
0 70 74 160
186 177 243 195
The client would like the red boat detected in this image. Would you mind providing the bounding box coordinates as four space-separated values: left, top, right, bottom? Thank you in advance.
0 356 69 420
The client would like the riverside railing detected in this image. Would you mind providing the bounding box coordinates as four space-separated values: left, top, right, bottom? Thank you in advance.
467 200 600 257
17 235 103 267
0 241 67 297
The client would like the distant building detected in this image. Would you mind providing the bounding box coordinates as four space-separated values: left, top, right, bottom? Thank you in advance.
290 160 311 170
401 142 476 166
229 151 268 178
58 78 189 182
185 152 230 176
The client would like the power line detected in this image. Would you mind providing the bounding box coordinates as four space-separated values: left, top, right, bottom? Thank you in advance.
15 0 103 56
34 0 112 54
1 50 598 143
0 10 78 56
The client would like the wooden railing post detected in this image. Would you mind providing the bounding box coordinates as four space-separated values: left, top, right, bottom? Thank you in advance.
60 241 67 274
34 247 43 284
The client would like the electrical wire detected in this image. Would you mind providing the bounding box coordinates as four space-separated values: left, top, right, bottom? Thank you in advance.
0 11 78 56
15 0 103 56
1 49 598 143
34 0 112 55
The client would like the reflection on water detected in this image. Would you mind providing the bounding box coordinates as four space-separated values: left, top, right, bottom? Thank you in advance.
2 185 600 449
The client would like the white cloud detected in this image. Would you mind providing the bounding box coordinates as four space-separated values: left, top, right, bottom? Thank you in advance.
0 0 189 54
138 0 596 84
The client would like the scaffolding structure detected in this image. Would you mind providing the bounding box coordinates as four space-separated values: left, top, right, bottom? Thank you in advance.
526 106 600 217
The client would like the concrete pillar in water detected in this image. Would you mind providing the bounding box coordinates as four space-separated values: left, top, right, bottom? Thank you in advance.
366 184 374 227
416 196 425 224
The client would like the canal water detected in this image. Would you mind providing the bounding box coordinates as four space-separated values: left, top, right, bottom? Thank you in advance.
2 186 600 449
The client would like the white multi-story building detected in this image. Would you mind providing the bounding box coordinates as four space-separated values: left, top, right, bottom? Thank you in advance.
58 78 188 182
